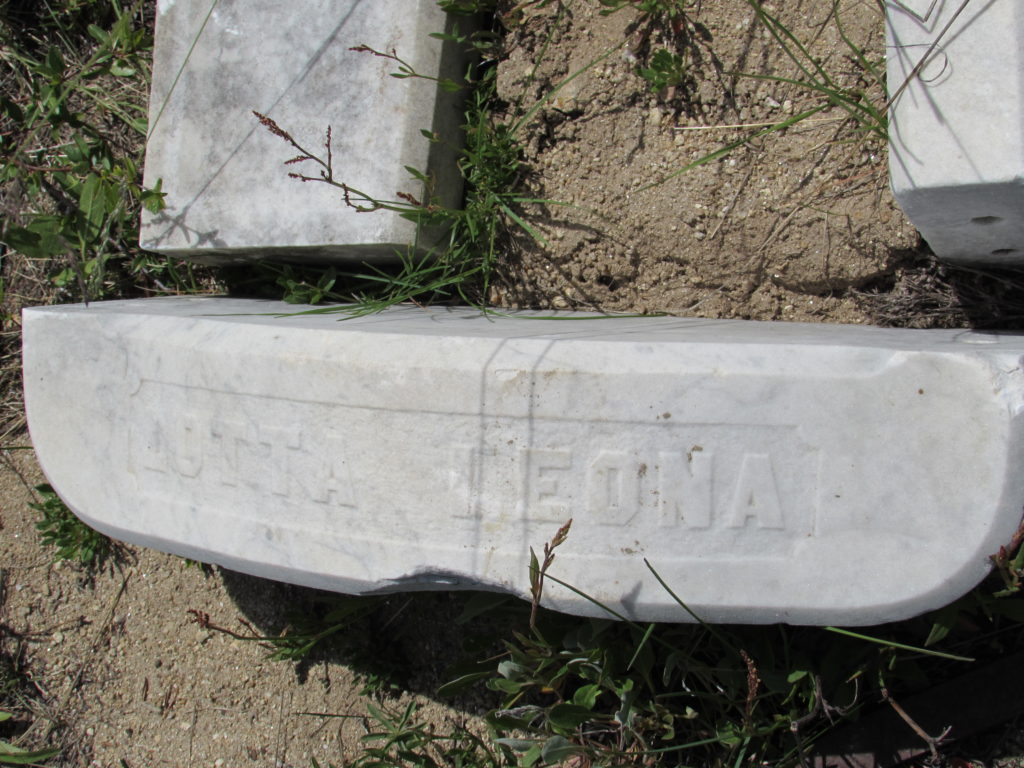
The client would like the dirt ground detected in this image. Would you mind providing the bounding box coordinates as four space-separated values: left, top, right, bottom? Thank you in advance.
1 449 488 767
4 1 1024 766
491 0 919 323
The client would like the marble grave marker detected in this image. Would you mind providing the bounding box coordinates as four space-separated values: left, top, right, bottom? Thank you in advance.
887 0 1024 263
22 298 1024 625
140 0 466 264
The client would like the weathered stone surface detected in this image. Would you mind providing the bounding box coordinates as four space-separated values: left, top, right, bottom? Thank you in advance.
140 0 465 263
887 0 1024 262
22 298 1024 624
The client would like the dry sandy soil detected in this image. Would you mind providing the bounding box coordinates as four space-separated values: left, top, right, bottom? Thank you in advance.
4 1 1024 766
1 450 493 767
492 0 918 324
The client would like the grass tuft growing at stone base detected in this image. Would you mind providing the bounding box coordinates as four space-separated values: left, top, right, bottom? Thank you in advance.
191 522 1024 767
251 21 559 314
30 483 113 568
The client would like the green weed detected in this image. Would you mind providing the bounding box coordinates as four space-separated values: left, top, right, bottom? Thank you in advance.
0 712 58 767
600 0 698 101
739 0 888 141
447 534 1024 767
264 521 1024 768
598 0 694 23
0 0 207 301
252 35 555 315
183 524 1024 767
308 701 504 768
634 0 889 193
249 5 633 315
638 48 689 93
30 483 112 568
0 647 60 765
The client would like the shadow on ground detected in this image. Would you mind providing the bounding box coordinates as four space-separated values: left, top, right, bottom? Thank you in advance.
860 248 1024 330
218 567 525 711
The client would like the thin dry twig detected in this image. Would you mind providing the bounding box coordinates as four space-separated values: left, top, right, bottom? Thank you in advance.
882 687 953 763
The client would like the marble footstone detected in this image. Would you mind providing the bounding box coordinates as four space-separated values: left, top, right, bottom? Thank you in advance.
887 0 1024 263
140 0 465 264
22 298 1024 624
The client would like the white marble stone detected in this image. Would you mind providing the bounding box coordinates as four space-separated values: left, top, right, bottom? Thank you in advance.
887 0 1024 263
140 0 466 264
22 298 1024 624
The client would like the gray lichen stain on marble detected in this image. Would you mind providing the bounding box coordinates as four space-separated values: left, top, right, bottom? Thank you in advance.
141 0 464 261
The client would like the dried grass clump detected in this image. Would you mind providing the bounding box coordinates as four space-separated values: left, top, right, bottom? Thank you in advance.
858 256 1024 330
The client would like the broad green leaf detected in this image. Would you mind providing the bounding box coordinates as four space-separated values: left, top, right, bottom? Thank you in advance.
571 683 600 709
0 743 60 764
403 165 429 183
87 24 109 44
436 669 492 698
487 678 526 694
78 174 103 233
528 547 540 587
0 97 23 124
924 602 961 646
43 45 65 81
547 703 594 731
3 218 68 259
497 659 528 680
786 669 809 684
540 735 579 764
140 182 166 213
492 737 535 753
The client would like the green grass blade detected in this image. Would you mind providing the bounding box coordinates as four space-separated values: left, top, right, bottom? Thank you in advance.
638 105 826 192
497 200 548 246
643 559 744 657
832 0 885 87
823 626 975 662
511 44 623 135
728 71 885 139
744 0 833 87
626 623 656 672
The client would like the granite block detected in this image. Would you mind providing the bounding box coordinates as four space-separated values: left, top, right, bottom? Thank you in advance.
22 298 1024 624
140 0 466 264
887 0 1024 262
